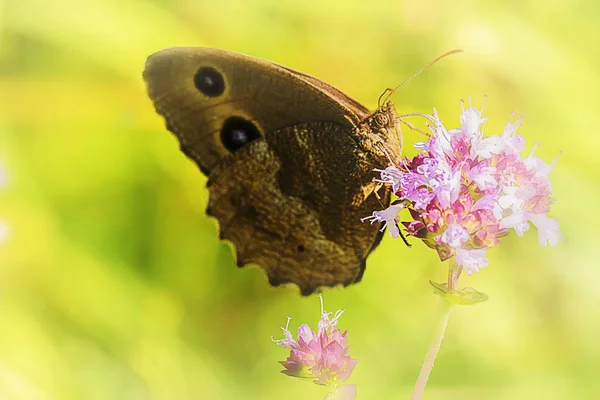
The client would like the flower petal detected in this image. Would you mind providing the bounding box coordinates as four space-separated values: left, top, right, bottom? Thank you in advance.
456 248 489 274
440 224 469 248
528 213 562 247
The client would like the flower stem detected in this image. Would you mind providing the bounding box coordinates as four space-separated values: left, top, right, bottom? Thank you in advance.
410 299 452 400
447 260 463 290
411 259 459 400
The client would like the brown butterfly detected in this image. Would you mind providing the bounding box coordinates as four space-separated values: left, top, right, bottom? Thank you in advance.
143 47 405 295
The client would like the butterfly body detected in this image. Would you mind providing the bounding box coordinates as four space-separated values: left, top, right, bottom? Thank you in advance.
144 47 402 295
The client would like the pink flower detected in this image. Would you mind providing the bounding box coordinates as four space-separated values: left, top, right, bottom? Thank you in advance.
362 202 404 238
367 98 561 273
273 296 357 399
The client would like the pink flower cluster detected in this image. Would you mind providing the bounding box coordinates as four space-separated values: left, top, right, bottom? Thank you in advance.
364 98 561 273
273 296 357 400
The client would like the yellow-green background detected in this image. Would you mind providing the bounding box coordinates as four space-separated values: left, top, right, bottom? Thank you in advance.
0 0 596 399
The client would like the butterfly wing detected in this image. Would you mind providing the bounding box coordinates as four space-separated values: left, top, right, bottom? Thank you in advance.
144 47 369 174
143 47 389 294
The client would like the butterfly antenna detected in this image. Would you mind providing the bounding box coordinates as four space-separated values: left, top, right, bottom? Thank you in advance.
377 49 463 108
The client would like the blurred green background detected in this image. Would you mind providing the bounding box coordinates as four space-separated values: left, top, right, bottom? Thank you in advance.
0 0 597 399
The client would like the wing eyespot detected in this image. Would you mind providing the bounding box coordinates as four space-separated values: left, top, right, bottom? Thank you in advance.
220 116 261 152
194 66 225 97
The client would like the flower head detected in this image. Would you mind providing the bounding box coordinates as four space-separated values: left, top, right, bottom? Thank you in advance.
366 98 561 273
273 295 357 400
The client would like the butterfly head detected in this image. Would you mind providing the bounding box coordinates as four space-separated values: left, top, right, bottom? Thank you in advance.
361 101 403 166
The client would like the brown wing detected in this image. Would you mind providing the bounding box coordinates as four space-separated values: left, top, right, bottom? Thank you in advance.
143 47 387 294
207 121 389 295
143 47 370 174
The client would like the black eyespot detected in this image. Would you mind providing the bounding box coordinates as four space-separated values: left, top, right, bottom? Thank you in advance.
220 117 260 152
194 66 225 97
297 244 305 253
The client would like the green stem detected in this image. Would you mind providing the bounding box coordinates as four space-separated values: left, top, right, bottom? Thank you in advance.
409 299 452 400
410 260 460 400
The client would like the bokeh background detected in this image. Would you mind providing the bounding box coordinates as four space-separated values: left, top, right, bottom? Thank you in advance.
0 0 598 399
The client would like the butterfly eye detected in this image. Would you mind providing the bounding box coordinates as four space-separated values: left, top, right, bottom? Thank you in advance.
220 116 261 152
194 66 225 97
374 112 389 127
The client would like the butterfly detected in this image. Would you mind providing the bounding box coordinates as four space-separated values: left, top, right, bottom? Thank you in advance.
143 47 408 295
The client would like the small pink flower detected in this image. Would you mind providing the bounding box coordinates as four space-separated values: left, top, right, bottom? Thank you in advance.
456 248 489 273
441 224 469 248
529 213 561 247
368 98 561 273
362 202 404 238
273 295 357 398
